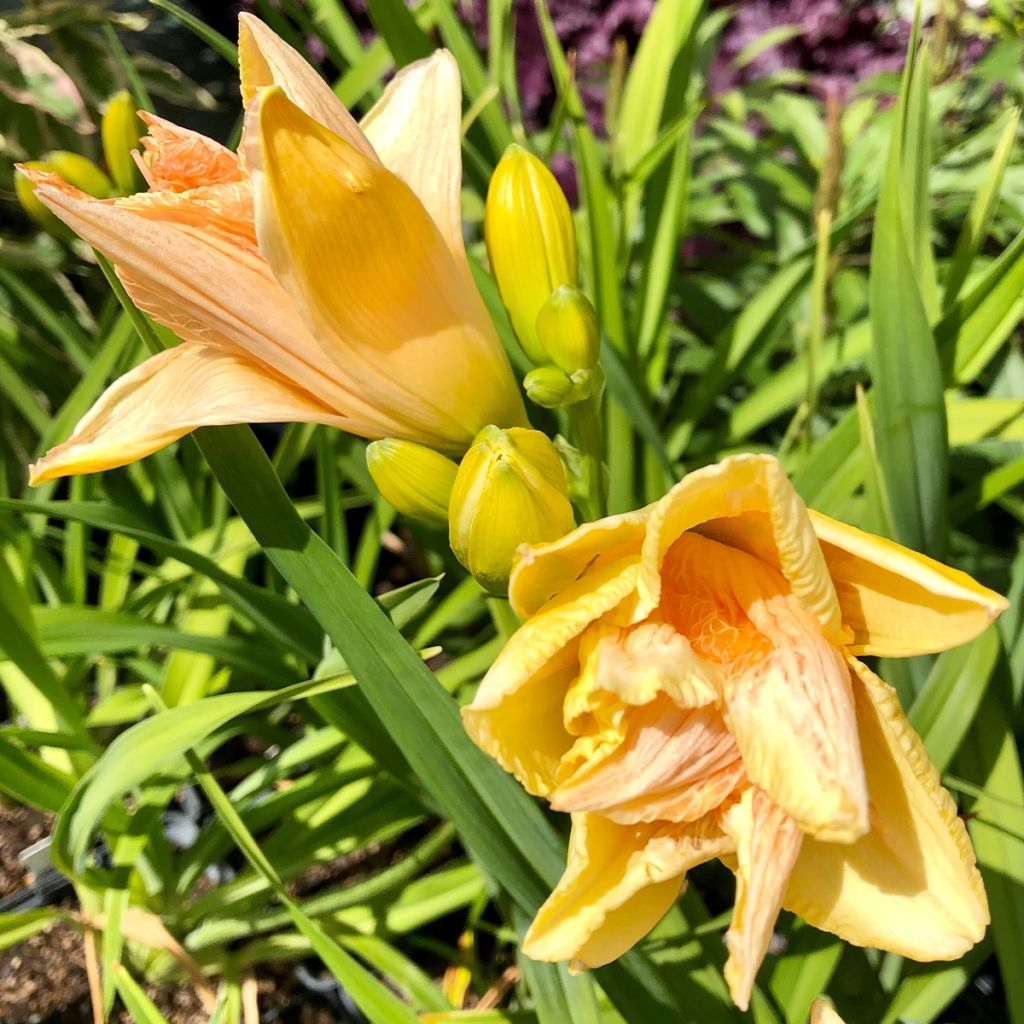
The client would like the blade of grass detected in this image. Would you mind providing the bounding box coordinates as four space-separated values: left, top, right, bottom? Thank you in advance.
148 0 239 66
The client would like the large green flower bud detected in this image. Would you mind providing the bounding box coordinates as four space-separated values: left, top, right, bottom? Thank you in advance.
449 427 574 595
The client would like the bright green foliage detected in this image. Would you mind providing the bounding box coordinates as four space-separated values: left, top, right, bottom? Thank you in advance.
1 2 1022 1023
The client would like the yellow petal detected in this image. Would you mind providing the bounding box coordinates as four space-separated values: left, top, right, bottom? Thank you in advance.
462 555 641 795
810 510 1008 657
30 344 342 484
27 172 413 442
523 812 731 969
508 507 651 618
642 454 843 640
246 87 527 451
784 658 988 959
237 14 374 160
810 998 846 1024
360 50 468 272
721 788 804 1012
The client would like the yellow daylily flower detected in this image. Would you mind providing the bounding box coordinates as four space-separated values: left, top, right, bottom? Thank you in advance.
25 15 526 485
462 453 1006 1010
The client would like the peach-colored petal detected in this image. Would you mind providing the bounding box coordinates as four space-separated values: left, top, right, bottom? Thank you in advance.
784 658 988 959
29 344 343 484
246 87 527 452
136 113 243 191
721 788 803 1012
360 50 468 271
664 533 868 843
810 510 1008 657
642 454 843 640
552 696 744 825
27 171 415 443
237 14 374 160
523 812 732 969
565 620 724 716
116 182 257 253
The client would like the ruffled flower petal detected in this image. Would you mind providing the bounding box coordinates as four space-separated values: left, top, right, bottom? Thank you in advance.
784 658 989 959
642 454 843 640
721 788 804 1012
664 533 868 843
508 508 650 618
462 556 640 795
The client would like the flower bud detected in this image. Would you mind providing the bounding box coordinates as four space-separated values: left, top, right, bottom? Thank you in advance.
485 145 577 366
44 151 114 198
449 426 574 595
15 162 66 235
102 90 144 194
524 365 575 409
366 439 458 527
535 285 599 374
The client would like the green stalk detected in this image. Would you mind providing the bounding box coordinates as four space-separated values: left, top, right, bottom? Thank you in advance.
567 381 608 521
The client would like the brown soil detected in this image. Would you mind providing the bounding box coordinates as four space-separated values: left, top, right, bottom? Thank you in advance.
0 806 366 1023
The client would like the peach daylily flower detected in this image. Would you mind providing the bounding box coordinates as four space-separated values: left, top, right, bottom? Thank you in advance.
25 16 526 485
462 453 1006 1010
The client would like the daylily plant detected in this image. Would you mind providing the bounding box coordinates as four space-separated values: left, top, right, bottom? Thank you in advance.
24 16 526 485
463 453 1006 1009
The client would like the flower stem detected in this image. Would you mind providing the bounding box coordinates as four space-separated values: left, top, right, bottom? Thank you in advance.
568 382 607 522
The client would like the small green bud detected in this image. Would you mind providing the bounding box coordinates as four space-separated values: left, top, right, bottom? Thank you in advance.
524 365 575 409
366 439 458 527
449 426 575 595
102 90 144 194
535 284 600 374
15 162 66 235
44 151 114 198
485 145 577 366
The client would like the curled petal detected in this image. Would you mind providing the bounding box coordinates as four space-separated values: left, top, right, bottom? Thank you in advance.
246 87 527 451
810 510 1008 657
237 14 374 159
727 595 867 843
136 113 243 191
462 556 640 795
784 658 988 959
664 533 868 842
721 788 803 1012
523 812 732 969
552 697 744 824
642 454 843 640
360 50 468 270
508 508 650 618
30 344 343 484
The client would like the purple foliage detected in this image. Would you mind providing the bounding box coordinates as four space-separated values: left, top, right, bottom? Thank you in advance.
502 0 916 130
708 0 910 100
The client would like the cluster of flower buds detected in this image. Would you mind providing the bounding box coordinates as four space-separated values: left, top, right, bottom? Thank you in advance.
367 427 574 596
15 90 143 233
364 146 602 596
485 145 601 410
